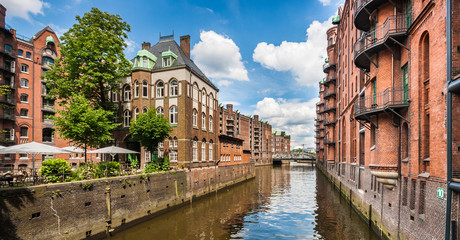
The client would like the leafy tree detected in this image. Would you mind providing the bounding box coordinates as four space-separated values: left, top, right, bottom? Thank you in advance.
53 95 120 163
44 7 132 111
130 109 171 154
293 148 304 152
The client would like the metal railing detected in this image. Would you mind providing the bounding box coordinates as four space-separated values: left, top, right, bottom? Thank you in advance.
322 103 337 113
324 137 335 145
324 88 336 97
354 0 373 18
354 14 409 60
323 62 336 73
354 87 408 116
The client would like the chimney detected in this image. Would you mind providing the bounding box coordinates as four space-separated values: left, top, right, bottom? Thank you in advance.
180 35 190 58
0 5 6 29
254 115 259 122
227 104 233 113
142 42 151 50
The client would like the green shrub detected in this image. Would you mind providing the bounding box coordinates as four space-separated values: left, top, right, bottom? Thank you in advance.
97 161 121 177
144 157 170 173
40 158 72 183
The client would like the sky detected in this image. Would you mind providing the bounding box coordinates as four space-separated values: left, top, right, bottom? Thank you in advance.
1 0 342 148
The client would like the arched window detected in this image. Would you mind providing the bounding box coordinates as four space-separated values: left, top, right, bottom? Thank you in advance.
192 109 197 127
18 49 23 56
170 79 178 96
169 106 177 124
202 89 206 106
134 80 139 98
201 139 206 161
193 83 198 101
209 94 214 110
142 107 148 113
209 140 213 161
174 136 178 148
123 85 131 102
20 93 28 102
209 115 213 132
420 32 430 169
42 56 54 66
192 138 197 161
157 81 164 97
134 107 139 120
202 113 206 130
20 78 28 88
157 107 164 116
25 52 31 59
142 81 148 98
21 64 29 73
169 137 173 148
112 91 118 102
124 110 131 127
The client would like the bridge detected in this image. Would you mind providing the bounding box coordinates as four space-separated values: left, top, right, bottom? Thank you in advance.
272 152 316 165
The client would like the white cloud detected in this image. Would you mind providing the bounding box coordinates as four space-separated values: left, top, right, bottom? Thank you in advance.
2 0 49 21
205 8 214 14
318 0 331 6
125 39 138 55
48 23 67 38
192 30 249 82
253 17 333 87
254 97 319 147
217 80 233 87
221 101 240 107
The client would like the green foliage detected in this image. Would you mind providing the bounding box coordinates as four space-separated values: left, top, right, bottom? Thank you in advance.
44 7 132 111
40 158 72 183
130 109 171 153
293 148 304 152
130 157 139 169
144 157 170 173
53 95 120 162
97 161 121 177
81 182 93 191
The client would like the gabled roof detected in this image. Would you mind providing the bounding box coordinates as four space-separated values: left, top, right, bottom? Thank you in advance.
34 26 56 40
145 39 218 91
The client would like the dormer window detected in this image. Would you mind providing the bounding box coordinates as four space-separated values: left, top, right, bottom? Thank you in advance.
161 47 177 68
132 50 157 70
163 57 171 67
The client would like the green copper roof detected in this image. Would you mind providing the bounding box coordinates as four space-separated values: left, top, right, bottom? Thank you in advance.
325 57 329 63
136 49 157 62
332 15 340 24
45 35 55 45
161 48 178 59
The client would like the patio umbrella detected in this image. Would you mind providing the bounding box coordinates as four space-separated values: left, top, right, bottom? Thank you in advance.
62 146 85 153
88 145 139 161
0 141 72 182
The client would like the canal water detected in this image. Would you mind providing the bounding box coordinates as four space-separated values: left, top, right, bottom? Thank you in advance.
109 163 379 240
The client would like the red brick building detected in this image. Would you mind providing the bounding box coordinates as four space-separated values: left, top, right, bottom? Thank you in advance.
316 0 457 238
271 130 290 154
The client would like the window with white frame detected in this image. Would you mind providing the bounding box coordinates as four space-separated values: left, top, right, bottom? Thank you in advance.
143 81 148 98
21 64 29 73
163 57 171 67
20 78 28 88
158 142 164 158
112 91 118 102
169 137 173 148
124 110 131 127
134 80 139 98
201 140 206 161
145 150 151 162
124 85 131 102
134 107 139 120
202 113 206 130
209 94 214 110
170 80 178 96
209 115 213 132
169 106 177 124
170 150 177 162
156 81 164 97
209 140 213 161
174 137 178 148
202 90 206 106
157 107 164 116
193 109 197 127
193 139 197 161
20 93 28 102
143 107 148 113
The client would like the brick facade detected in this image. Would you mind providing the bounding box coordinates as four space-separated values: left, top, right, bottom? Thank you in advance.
271 130 290 154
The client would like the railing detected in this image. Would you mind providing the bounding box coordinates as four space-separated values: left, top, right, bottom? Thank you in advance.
354 14 409 60
324 118 336 126
322 103 337 113
0 65 15 74
323 62 336 73
354 87 408 116
324 137 335 145
0 95 15 105
0 113 15 121
324 88 336 97
354 0 373 18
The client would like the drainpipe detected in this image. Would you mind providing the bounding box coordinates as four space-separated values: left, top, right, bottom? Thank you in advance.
446 0 453 239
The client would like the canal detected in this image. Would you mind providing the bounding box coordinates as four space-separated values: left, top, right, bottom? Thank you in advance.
108 163 379 240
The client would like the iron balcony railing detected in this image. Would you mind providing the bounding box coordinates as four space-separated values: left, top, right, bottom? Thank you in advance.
322 103 337 113
324 118 336 126
354 87 409 117
323 62 336 73
354 14 409 63
324 137 335 145
324 88 336 98
323 74 337 85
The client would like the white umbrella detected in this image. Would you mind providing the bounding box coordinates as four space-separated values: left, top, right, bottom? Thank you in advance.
0 141 72 182
62 146 85 153
89 145 139 162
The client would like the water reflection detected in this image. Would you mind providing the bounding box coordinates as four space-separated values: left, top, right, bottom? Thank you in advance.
108 163 378 240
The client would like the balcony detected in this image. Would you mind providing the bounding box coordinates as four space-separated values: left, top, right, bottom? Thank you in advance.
353 0 390 31
354 14 409 71
42 104 55 112
315 118 323 122
354 87 409 120
0 113 15 121
324 137 335 145
0 95 15 105
321 104 336 113
0 65 15 75
324 88 336 99
323 62 336 74
323 74 337 86
324 118 336 126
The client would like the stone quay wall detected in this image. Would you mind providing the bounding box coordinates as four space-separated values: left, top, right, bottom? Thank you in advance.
0 163 255 240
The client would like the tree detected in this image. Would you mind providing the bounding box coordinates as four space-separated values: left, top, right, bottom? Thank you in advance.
53 95 120 163
44 7 132 111
130 109 171 154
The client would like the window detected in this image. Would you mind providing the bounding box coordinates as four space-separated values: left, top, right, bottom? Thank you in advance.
134 81 139 98
112 91 118 102
209 115 213 132
169 137 173 148
201 140 206 161
156 82 164 97
142 56 148 68
170 80 178 96
20 127 28 138
158 142 164 158
123 85 131 101
134 107 139 120
20 78 28 88
26 52 31 59
202 113 206 130
170 150 177 162
20 108 28 117
193 139 197 161
202 90 206 106
174 137 178 148
142 81 148 98
42 56 54 66
169 106 177 124
143 107 148 113
21 64 29 73
157 107 164 116
5 44 12 53
18 49 23 56
371 124 376 147
193 109 197 127
124 110 131 127
209 140 213 161
42 128 54 143
20 94 28 102
163 57 171 67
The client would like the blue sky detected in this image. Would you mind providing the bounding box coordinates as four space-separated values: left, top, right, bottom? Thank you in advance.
2 0 341 148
